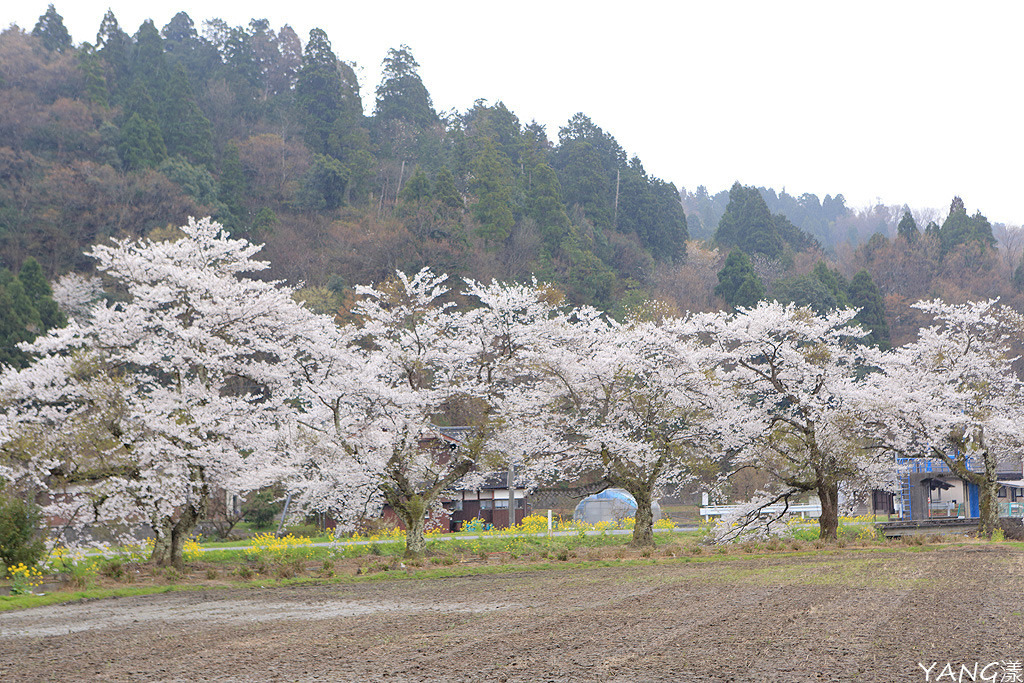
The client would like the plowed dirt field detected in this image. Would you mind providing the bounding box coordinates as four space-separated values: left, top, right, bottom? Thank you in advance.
2 545 1022 682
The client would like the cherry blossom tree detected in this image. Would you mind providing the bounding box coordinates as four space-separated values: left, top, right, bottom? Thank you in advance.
514 307 728 547
701 302 895 542
50 272 105 322
861 299 1024 538
0 218 335 567
283 269 551 558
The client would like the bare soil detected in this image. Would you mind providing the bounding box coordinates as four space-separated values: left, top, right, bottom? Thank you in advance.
2 544 1022 682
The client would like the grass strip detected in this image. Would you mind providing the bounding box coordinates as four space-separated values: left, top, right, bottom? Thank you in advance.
0 541 969 612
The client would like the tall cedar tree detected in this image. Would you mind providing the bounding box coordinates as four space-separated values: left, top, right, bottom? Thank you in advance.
18 258 65 331
896 209 919 243
715 249 765 309
118 113 167 170
811 261 850 308
296 29 347 156
374 45 438 128
938 196 996 258
847 270 890 349
96 10 132 95
32 5 72 53
716 182 817 259
218 142 247 228
0 262 65 368
433 167 464 211
527 163 571 252
715 182 784 259
161 65 214 166
470 141 515 245
130 20 168 104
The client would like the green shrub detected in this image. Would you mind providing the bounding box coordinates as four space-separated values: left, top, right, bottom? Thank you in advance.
790 527 819 542
242 486 283 530
98 557 128 581
0 493 45 570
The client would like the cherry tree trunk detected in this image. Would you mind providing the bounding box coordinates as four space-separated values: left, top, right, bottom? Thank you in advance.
150 519 174 566
817 481 840 542
394 495 429 559
629 487 655 548
150 501 204 569
977 454 1001 539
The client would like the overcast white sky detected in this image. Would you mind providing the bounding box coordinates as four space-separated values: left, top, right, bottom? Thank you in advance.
8 1 1024 225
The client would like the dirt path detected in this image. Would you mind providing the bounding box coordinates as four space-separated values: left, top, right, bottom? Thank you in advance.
2 545 1022 682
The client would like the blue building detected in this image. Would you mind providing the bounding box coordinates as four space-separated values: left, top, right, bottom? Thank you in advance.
896 456 1024 521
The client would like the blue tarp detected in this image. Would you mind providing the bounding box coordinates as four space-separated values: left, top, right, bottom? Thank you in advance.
573 488 662 524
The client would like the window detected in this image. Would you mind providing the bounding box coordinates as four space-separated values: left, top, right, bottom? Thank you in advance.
998 486 1007 499
480 500 493 510
494 499 509 509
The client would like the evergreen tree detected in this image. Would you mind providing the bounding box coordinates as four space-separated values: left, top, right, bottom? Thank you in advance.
121 78 160 123
938 196 996 258
328 116 374 203
161 12 220 96
520 120 550 171
715 249 765 309
563 225 615 309
161 12 200 48
130 20 167 97
251 207 278 236
470 141 515 245
811 261 850 308
615 157 653 235
1014 262 1024 293
297 154 349 211
399 168 432 204
17 258 50 303
1 273 40 334
270 25 303 96
0 263 66 368
118 113 167 169
17 258 65 332
296 28 361 156
96 10 132 94
433 167 464 211
772 212 818 253
847 270 890 349
896 208 919 243
158 156 226 215
218 142 247 227
462 101 522 167
644 177 688 263
160 65 214 166
771 274 838 314
553 113 624 231
374 45 438 128
79 46 110 106
527 163 570 252
716 182 817 259
715 182 783 259
32 4 72 54
0 285 33 368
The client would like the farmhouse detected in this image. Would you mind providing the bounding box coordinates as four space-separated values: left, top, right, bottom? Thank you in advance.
896 456 1024 521
448 470 530 531
377 427 532 532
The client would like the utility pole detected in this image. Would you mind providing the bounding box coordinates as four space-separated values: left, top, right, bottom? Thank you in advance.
508 461 516 528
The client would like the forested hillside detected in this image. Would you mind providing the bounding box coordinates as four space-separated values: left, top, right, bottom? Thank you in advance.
2 6 1022 348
